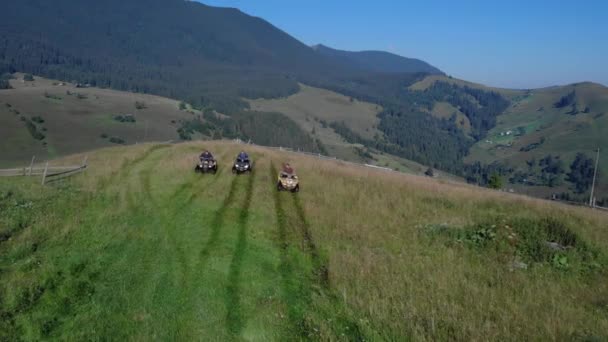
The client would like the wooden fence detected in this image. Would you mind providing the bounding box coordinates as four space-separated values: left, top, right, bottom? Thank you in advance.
0 156 88 185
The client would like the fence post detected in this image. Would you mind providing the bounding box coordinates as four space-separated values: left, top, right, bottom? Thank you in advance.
28 156 35 176
41 162 49 185
82 155 88 168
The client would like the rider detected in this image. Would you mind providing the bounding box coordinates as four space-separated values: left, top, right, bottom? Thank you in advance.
282 162 294 175
200 150 214 161
238 150 249 161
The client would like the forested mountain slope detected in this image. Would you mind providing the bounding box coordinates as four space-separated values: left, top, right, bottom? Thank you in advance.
313 44 443 74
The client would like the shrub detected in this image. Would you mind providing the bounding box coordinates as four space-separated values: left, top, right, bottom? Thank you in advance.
135 101 147 110
108 137 126 144
100 133 108 139
488 173 503 189
426 217 605 273
31 116 45 124
0 79 11 90
24 120 45 140
44 92 62 100
23 74 34 82
113 114 136 123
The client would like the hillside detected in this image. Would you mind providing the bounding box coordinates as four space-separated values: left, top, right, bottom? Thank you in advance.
405 75 608 202
465 82 608 200
0 0 348 110
0 74 434 177
312 44 443 74
247 84 453 176
0 73 338 168
248 84 381 159
0 74 195 167
1 141 607 340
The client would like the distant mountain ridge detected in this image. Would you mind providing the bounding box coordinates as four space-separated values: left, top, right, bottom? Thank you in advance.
312 44 443 75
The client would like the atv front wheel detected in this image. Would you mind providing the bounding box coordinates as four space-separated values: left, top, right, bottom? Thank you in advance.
291 185 300 193
277 182 283 192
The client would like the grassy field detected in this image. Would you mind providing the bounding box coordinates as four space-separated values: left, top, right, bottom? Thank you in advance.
0 74 196 168
1 141 607 340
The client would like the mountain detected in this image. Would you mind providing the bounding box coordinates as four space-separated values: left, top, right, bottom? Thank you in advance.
0 0 354 110
312 44 443 74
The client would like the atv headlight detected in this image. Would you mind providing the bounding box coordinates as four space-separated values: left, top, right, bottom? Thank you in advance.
244 165 249 169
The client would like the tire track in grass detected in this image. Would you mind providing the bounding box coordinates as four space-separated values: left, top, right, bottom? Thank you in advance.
269 162 313 339
197 173 240 266
90 146 174 333
123 146 225 335
138 150 224 292
292 196 329 289
291 188 366 341
270 162 365 340
168 149 229 203
225 169 256 336
97 144 171 191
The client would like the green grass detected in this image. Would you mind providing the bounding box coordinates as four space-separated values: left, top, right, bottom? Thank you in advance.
1 141 608 340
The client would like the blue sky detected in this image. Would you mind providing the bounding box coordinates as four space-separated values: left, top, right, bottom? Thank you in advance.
199 0 607 89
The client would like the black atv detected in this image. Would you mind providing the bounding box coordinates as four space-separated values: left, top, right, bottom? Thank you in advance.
232 157 252 174
195 157 218 174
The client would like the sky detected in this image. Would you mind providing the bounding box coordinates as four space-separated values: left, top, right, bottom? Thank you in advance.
199 0 607 89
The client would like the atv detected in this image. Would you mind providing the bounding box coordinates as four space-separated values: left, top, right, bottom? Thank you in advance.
232 157 252 174
195 157 218 174
277 171 299 192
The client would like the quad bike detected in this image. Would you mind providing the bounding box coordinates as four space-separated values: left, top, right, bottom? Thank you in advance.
277 171 299 193
195 157 218 174
232 157 253 174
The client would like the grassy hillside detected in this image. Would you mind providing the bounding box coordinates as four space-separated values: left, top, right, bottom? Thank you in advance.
466 82 608 196
248 84 380 159
0 74 325 169
247 84 443 176
0 74 196 167
1 141 607 340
